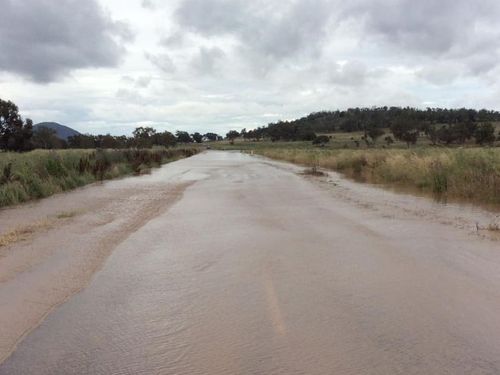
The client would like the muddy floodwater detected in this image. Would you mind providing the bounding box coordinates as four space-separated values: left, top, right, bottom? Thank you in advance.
1 151 500 374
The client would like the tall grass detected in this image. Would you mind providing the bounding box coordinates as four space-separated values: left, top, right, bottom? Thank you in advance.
0 148 198 208
254 148 500 207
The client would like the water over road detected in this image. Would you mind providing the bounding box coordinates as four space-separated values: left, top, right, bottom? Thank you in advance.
1 151 500 374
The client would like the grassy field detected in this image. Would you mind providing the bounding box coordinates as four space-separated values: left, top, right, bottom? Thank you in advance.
0 148 198 208
234 144 500 208
209 128 500 208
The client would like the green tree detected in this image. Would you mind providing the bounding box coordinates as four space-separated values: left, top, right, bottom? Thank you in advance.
155 131 177 147
366 125 385 144
312 135 330 146
133 126 157 148
192 132 203 143
32 126 64 149
226 130 240 144
68 134 97 149
474 123 496 145
0 99 33 151
384 135 394 146
204 132 221 141
176 131 193 143
390 118 419 147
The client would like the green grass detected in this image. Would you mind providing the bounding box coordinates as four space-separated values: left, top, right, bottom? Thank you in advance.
248 146 500 208
0 148 198 208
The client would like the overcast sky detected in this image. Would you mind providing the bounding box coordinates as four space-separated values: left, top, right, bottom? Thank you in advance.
1 0 500 135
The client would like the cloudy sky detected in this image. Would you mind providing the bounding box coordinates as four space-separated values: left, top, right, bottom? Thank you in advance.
1 0 500 135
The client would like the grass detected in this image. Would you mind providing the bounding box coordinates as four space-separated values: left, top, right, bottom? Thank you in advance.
56 210 82 219
0 218 55 248
0 148 198 208
248 146 500 208
301 166 327 177
488 223 500 232
0 209 85 248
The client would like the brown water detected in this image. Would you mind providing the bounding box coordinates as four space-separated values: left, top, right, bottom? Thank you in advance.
1 151 500 374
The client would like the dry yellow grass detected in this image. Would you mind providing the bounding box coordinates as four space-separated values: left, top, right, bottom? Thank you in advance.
0 219 55 248
252 147 500 207
0 209 84 248
55 210 83 219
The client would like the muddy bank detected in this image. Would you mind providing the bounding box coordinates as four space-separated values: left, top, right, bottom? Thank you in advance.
260 157 500 241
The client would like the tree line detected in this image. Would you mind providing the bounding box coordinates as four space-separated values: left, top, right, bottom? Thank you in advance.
0 98 224 151
65 129 223 149
2 98 499 151
241 106 500 146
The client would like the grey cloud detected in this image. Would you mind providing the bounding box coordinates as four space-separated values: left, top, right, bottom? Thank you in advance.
160 32 187 47
330 61 367 86
173 0 500 79
175 0 334 61
136 76 153 88
417 63 462 86
175 0 248 36
346 0 500 74
141 0 156 9
121 74 153 88
145 53 176 73
116 88 145 103
191 47 225 75
121 75 135 83
0 0 133 83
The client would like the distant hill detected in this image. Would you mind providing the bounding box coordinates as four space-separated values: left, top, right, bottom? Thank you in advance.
34 122 81 140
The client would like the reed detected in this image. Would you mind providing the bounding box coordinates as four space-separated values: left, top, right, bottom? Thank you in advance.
254 148 500 207
0 148 198 208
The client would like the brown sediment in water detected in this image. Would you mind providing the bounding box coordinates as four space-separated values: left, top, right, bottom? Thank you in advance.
1 151 500 374
0 160 198 364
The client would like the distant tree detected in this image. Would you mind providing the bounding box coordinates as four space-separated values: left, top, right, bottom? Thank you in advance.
68 134 97 149
133 126 157 148
155 131 177 147
390 118 419 147
176 131 193 143
204 132 221 141
474 123 496 145
366 126 385 144
435 126 454 144
226 130 240 144
32 126 64 149
454 122 477 144
0 99 34 151
242 106 500 145
192 132 203 143
384 135 394 146
245 128 263 141
312 135 330 146
95 134 123 149
133 126 156 139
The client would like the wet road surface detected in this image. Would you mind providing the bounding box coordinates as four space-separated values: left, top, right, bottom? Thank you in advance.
1 151 500 374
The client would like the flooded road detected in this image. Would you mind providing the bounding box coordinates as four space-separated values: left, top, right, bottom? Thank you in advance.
1 151 500 374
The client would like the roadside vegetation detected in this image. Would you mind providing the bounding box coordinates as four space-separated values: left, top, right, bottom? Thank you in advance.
252 147 500 207
213 108 500 209
0 98 204 208
0 148 198 208
2 96 500 209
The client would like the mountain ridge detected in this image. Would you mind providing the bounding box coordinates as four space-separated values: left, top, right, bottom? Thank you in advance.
34 122 81 140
